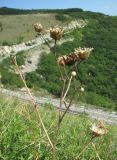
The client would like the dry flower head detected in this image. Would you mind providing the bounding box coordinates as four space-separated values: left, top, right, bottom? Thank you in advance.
34 22 43 33
57 47 93 66
90 123 108 137
49 27 64 40
74 47 93 60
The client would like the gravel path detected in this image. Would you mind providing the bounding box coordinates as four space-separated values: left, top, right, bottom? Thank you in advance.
21 38 74 73
0 88 117 125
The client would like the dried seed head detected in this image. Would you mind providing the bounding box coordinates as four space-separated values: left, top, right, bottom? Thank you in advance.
34 22 43 33
57 47 93 66
57 56 67 66
49 27 64 40
57 56 65 65
57 52 80 66
90 123 108 137
74 47 93 60
71 71 77 77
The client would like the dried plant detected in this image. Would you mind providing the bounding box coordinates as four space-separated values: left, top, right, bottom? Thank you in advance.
34 22 43 33
77 122 108 159
12 56 54 150
10 21 108 160
49 27 64 40
57 47 93 66
34 22 94 160
90 123 108 137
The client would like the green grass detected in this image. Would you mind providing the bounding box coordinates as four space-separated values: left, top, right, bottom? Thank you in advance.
0 95 117 159
0 51 27 89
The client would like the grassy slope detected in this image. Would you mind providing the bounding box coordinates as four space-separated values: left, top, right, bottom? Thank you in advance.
0 13 64 45
0 95 117 159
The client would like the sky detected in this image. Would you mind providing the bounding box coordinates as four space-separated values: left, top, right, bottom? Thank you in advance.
0 0 117 16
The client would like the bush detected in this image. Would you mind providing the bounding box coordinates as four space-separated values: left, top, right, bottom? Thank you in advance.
55 14 71 22
17 36 24 44
2 41 13 46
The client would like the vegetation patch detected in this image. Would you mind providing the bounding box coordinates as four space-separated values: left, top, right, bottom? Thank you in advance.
0 96 117 159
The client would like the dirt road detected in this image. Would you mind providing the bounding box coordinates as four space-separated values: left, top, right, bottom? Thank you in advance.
0 88 117 125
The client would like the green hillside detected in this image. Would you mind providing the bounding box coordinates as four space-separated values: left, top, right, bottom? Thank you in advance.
0 7 83 15
0 8 117 110
26 11 117 109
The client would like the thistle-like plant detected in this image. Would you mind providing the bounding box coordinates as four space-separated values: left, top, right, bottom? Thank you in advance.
11 21 108 160
33 22 95 159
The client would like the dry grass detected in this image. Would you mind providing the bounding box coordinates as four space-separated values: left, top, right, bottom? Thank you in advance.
0 13 65 45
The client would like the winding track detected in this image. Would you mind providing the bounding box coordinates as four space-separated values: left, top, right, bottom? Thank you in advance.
0 88 117 125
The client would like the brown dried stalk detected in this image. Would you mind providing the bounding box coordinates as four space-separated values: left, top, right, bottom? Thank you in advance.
12 56 54 149
77 136 95 159
62 75 73 102
92 142 101 160
35 26 90 160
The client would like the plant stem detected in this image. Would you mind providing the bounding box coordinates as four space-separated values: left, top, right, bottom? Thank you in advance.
59 96 74 124
77 136 95 159
12 56 54 149
63 65 69 80
40 33 51 49
54 39 57 57
62 76 72 101
92 142 101 160
59 79 66 122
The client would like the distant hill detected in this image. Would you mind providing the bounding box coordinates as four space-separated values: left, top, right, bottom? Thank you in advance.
0 7 30 15
0 7 84 15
